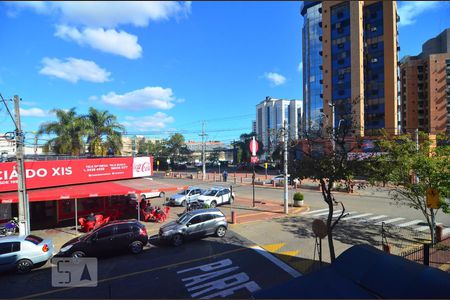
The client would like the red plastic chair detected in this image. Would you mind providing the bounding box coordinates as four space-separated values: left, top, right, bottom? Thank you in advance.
141 208 154 222
85 221 95 232
95 214 104 223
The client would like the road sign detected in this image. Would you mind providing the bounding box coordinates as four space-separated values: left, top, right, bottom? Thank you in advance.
156 160 160 166
264 163 268 169
426 187 440 209
249 137 258 156
250 156 259 164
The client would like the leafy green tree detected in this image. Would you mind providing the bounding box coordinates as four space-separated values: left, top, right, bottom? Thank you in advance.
367 131 450 244
290 118 363 262
166 133 191 163
38 108 88 155
84 107 125 155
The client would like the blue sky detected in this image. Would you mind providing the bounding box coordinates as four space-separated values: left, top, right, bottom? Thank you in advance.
0 1 449 145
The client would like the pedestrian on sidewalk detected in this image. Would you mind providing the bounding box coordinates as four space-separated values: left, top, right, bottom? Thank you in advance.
223 170 228 182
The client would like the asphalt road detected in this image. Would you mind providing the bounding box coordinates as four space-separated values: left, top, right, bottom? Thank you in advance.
0 231 295 299
156 177 450 227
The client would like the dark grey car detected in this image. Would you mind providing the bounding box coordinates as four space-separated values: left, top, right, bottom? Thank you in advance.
158 208 228 246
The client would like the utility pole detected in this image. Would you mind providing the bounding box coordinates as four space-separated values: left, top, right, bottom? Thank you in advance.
33 131 38 159
14 95 30 236
200 121 207 180
283 120 289 214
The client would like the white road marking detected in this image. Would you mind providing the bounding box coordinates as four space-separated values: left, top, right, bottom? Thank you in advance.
334 211 358 218
302 208 329 215
397 220 424 227
311 210 342 217
358 215 387 223
342 213 373 221
375 217 405 225
250 246 302 278
414 223 442 231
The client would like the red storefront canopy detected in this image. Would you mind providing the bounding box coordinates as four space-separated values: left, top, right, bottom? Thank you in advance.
0 181 142 204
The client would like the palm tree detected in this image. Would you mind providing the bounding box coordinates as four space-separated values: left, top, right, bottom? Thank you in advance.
84 107 125 155
38 108 88 155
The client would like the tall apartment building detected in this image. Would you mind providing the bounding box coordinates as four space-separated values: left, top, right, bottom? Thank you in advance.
399 29 450 134
255 97 303 155
302 1 399 137
302 1 323 133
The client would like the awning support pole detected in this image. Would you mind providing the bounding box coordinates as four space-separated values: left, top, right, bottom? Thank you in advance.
75 198 78 232
137 194 140 222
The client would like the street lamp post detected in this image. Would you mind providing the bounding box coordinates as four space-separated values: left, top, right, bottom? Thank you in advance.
328 102 336 152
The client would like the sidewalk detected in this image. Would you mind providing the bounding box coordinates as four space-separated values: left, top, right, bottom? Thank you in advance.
30 195 308 252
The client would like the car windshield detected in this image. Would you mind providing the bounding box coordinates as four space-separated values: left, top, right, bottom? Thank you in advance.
25 235 43 245
178 213 192 224
203 190 219 196
178 190 192 195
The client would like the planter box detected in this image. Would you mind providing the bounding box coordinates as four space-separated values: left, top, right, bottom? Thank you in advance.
293 200 304 207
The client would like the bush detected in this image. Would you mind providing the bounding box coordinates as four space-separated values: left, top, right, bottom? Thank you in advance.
293 192 304 201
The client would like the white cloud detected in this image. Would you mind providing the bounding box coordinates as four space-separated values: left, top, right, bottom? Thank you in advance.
39 57 111 83
99 86 181 110
55 25 142 59
397 1 440 27
298 62 303 72
20 107 52 117
264 72 286 86
123 112 175 131
7 2 191 28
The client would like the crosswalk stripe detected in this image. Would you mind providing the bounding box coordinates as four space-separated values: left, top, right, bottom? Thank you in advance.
414 223 442 232
342 213 373 221
374 217 405 225
262 243 285 253
302 208 329 215
312 210 342 217
366 215 387 221
397 220 424 227
336 211 357 218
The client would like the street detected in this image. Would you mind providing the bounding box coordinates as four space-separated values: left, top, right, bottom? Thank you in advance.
0 231 296 299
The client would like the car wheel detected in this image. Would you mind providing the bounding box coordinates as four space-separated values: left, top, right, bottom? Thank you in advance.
130 241 144 254
181 200 187 207
210 201 217 208
216 226 227 238
72 251 86 258
16 259 33 274
159 192 165 198
172 234 184 247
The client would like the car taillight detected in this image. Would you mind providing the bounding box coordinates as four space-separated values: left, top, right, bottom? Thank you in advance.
139 227 147 236
42 244 49 252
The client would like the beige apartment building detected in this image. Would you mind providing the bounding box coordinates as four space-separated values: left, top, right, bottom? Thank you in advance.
400 29 450 134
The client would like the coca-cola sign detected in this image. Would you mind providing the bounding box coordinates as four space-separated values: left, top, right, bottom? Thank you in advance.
133 157 152 177
0 157 153 192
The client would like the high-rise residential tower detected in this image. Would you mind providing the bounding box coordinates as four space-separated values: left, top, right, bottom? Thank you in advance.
303 1 399 137
301 1 323 135
399 29 450 134
256 97 303 156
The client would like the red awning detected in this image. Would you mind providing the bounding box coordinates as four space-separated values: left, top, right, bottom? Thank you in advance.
0 181 142 204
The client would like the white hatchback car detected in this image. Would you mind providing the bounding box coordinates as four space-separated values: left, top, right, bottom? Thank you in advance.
197 187 235 208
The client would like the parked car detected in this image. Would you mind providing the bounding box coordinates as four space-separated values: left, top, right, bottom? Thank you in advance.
197 187 235 208
56 220 148 258
129 190 165 202
167 187 204 207
159 208 228 246
270 174 291 184
0 235 54 274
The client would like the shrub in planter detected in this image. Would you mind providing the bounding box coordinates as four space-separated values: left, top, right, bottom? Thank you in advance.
293 192 304 207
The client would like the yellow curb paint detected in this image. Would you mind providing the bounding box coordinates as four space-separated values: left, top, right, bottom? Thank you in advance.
262 243 285 253
439 261 450 272
277 250 300 257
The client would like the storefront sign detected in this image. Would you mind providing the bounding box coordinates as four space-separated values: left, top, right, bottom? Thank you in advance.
0 157 153 192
